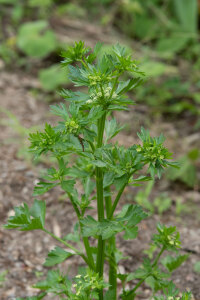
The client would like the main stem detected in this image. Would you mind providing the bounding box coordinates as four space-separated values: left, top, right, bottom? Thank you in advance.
105 189 117 299
96 113 106 300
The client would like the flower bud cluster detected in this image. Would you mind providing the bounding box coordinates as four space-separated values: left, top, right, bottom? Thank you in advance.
88 74 112 86
65 120 80 134
88 74 101 86
167 235 180 247
136 143 166 162
86 86 118 105
73 272 105 298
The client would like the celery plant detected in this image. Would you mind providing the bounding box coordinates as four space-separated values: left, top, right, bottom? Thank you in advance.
4 41 191 300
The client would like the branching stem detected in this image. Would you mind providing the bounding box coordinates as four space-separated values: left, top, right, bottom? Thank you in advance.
127 246 166 296
43 228 92 267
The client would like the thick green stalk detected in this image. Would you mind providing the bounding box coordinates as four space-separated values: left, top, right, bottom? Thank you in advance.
105 189 117 299
96 113 106 300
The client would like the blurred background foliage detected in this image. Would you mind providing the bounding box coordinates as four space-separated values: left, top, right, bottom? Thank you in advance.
0 0 200 190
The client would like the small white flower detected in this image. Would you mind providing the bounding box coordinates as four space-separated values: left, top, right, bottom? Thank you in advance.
86 99 93 104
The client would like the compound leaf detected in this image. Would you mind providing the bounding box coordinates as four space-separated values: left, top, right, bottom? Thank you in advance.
4 199 46 231
44 247 74 267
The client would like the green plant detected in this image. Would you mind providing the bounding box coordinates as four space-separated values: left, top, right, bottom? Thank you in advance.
4 41 190 299
17 20 57 58
0 107 39 162
194 261 200 274
135 181 172 215
0 270 8 288
39 64 70 92
167 148 199 188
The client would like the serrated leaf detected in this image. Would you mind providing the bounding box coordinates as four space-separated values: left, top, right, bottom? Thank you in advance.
44 247 74 267
4 199 46 231
118 204 148 227
61 180 76 194
92 160 107 168
81 204 147 240
133 175 152 182
103 172 115 188
33 182 58 196
50 103 69 119
34 270 71 294
30 199 46 228
81 216 122 240
117 78 143 94
162 254 189 272
123 227 138 240
105 118 124 142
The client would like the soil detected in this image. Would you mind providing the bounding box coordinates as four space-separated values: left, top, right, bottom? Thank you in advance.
0 18 200 300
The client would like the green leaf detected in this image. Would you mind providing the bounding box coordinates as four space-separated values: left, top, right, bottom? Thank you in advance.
34 270 71 294
81 204 147 240
104 289 116 300
156 35 189 57
103 172 115 188
92 160 107 168
17 21 57 58
33 182 58 196
0 270 8 287
30 199 46 228
194 261 200 273
117 78 143 94
61 180 76 194
39 64 69 91
167 154 197 188
117 204 148 227
4 200 46 231
162 254 189 272
154 195 172 215
61 40 90 65
81 216 122 240
141 61 177 78
153 223 181 251
44 246 74 267
105 118 124 142
16 293 46 300
173 0 198 33
123 227 138 240
64 223 80 243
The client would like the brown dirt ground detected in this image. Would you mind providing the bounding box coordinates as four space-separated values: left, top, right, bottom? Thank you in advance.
0 18 200 300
